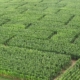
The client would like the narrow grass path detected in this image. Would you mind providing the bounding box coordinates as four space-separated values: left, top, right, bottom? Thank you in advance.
54 60 76 80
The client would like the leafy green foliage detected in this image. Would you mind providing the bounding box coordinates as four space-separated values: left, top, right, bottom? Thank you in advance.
0 0 80 80
0 45 71 80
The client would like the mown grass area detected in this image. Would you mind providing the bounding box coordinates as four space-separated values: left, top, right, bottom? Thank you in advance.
0 0 80 80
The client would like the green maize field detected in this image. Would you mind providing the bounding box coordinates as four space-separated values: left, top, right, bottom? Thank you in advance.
0 0 80 80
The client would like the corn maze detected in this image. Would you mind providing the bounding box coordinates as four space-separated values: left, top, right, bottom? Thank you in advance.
0 0 80 80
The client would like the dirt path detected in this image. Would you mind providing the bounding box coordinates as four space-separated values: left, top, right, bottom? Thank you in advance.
54 60 76 80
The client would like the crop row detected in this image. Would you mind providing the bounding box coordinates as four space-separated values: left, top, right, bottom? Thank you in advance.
0 0 80 28
6 35 80 59
0 0 80 16
0 12 80 29
0 45 71 80
0 26 80 59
